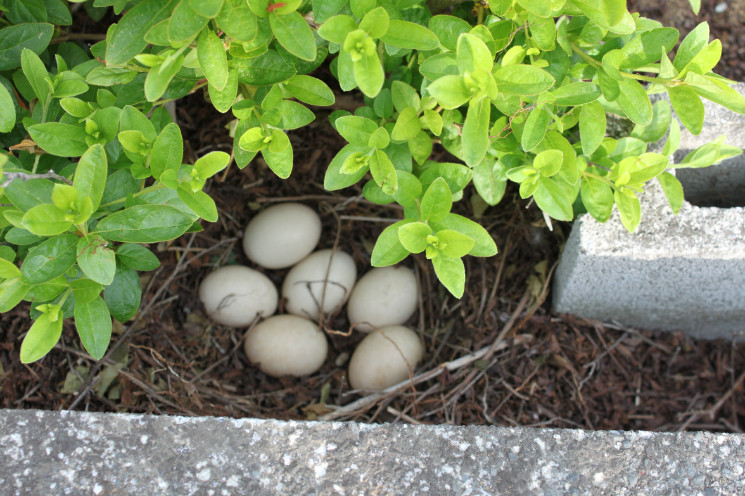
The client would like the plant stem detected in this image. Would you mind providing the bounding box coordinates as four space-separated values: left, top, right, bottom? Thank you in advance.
98 183 167 209
31 98 52 174
570 44 665 84
583 171 616 188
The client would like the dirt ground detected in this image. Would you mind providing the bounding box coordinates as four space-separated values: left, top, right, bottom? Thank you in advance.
1 2 744 431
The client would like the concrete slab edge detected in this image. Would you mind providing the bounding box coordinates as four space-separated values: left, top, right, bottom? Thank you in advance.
1 408 744 495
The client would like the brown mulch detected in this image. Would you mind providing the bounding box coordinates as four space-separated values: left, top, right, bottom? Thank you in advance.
1 3 744 432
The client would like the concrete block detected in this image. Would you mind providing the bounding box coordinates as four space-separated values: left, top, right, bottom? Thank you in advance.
553 179 745 339
553 84 745 340
2 408 745 495
666 82 745 207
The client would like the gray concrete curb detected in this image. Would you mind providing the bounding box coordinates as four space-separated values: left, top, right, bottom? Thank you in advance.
1 408 744 495
553 84 745 340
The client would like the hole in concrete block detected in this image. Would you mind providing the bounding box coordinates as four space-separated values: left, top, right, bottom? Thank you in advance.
677 156 745 208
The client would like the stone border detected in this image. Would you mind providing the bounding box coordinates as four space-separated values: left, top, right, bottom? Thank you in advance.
553 84 745 340
1 409 744 495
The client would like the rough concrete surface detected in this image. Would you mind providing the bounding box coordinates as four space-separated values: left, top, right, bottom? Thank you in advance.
553 177 745 339
1 408 745 496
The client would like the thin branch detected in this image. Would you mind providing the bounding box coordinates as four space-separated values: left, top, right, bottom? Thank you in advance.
1 170 73 188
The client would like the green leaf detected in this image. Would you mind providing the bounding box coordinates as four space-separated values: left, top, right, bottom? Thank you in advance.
457 33 493 74
178 187 219 222
336 115 378 146
150 123 183 180
194 150 230 178
657 171 684 214
680 40 721 77
0 278 30 313
106 0 178 65
0 258 21 279
533 149 563 177
369 149 397 195
516 0 550 17
353 47 384 98
493 65 555 95
0 83 15 132
69 278 103 305
371 219 414 266
533 177 573 221
631 100 672 144
391 107 422 141
234 49 297 86
104 263 141 322
20 309 64 363
5 228 43 245
359 6 389 39
270 11 317 62
662 119 681 157
216 0 258 42
209 68 239 113
381 20 439 50
431 255 465 298
668 85 704 135
0 23 54 71
615 78 652 126
579 102 607 157
21 204 72 236
189 0 224 17
688 0 701 15
418 161 472 195
580 175 613 223
421 109 443 136
429 15 471 52
473 159 507 206
21 48 50 105
168 0 209 44
313 0 347 24
614 188 641 232
116 244 161 271
619 28 679 70
685 72 745 115
419 53 459 81
408 130 433 166
426 75 471 110
94 205 195 243
548 82 601 106
430 213 497 257
350 0 375 18
28 122 88 157
462 97 491 166
677 136 742 169
391 81 421 113
74 296 112 360
197 29 229 91
261 131 293 179
673 22 709 72
317 14 357 44
144 54 184 102
77 236 116 286
436 230 474 259
398 221 431 253
73 144 108 211
283 75 335 106
521 105 551 152
324 144 369 190
85 66 138 86
21 234 78 285
368 126 390 149
420 177 452 223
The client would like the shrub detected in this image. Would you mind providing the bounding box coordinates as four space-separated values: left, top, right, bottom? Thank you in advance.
0 0 743 363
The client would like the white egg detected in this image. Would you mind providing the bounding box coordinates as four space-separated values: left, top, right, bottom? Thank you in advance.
282 249 357 320
243 202 322 269
199 265 277 327
347 266 419 332
244 315 328 377
348 325 424 392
